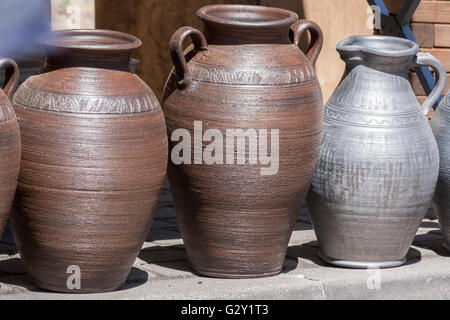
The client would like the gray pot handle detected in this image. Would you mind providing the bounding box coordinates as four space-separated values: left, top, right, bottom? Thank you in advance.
413 52 447 116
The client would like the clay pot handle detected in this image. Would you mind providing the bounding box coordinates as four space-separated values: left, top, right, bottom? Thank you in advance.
0 57 19 100
413 52 447 116
290 20 323 68
170 26 207 89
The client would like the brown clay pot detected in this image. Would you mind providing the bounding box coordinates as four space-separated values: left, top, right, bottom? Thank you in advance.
0 58 21 238
163 5 323 278
11 30 168 293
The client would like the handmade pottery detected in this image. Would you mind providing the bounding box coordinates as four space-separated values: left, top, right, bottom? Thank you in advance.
307 35 446 268
0 58 21 238
430 89 450 251
163 5 323 278
11 30 168 293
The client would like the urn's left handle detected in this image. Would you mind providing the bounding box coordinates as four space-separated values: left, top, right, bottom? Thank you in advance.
0 57 19 100
170 26 208 89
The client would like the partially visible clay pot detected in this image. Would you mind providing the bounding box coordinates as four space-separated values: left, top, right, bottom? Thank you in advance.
430 90 450 250
0 58 21 239
11 30 168 293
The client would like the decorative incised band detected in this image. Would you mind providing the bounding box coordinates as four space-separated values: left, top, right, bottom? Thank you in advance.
0 95 16 121
190 62 317 85
324 102 426 128
13 84 160 114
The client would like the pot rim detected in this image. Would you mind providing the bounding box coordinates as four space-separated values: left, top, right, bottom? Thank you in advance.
337 35 419 58
196 4 298 29
37 29 142 52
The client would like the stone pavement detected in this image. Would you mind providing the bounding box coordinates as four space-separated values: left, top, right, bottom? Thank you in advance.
0 180 449 300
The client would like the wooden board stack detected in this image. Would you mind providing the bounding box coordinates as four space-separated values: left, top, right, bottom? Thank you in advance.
407 0 450 104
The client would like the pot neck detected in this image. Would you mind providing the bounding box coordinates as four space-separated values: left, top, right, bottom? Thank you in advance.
338 35 418 78
39 29 142 72
42 48 134 72
341 54 413 78
197 5 298 45
202 23 293 45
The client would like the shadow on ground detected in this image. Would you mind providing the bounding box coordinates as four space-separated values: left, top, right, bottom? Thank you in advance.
138 244 193 275
413 208 448 256
0 223 17 256
413 230 449 257
0 255 149 293
138 244 304 277
286 241 423 269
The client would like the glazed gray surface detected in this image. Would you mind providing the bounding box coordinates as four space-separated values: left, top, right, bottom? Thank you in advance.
430 90 450 251
306 36 443 268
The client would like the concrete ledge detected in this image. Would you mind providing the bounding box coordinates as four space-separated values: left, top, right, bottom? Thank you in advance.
0 184 448 300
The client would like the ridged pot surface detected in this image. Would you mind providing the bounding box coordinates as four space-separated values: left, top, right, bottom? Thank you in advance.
430 90 450 250
306 36 443 268
163 5 323 278
11 30 168 293
0 58 21 239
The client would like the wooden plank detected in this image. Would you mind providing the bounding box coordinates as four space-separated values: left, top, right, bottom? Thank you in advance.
412 1 450 23
410 72 427 96
422 48 450 70
435 24 450 47
95 0 259 101
299 0 373 101
397 0 421 25
410 23 434 48
383 0 406 15
384 0 435 16
410 72 450 96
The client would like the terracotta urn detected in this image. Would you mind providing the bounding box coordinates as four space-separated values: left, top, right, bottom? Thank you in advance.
11 30 168 293
163 5 323 278
306 36 446 268
0 58 21 238
430 89 450 250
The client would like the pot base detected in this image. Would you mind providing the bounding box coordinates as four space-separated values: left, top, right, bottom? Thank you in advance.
31 280 125 294
192 268 282 279
319 252 406 269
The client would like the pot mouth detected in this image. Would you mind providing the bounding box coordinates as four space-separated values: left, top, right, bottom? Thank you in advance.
337 35 419 58
37 29 142 51
196 5 298 28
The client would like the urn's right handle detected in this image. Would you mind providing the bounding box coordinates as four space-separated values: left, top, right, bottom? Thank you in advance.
413 52 447 116
170 26 207 89
290 19 323 68
0 57 19 100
